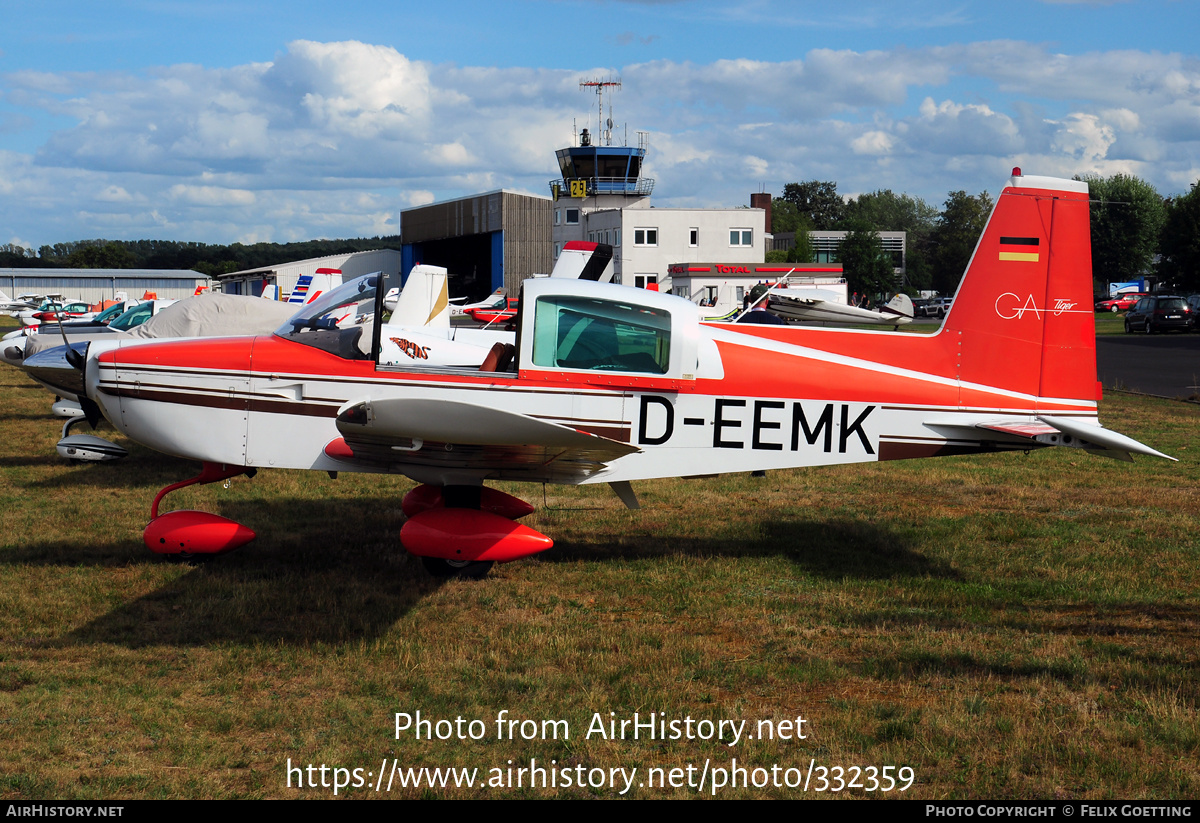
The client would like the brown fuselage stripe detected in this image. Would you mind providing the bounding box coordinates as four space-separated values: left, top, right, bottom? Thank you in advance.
100 385 633 438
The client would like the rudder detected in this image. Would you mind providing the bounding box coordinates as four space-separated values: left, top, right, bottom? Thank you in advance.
944 170 1096 407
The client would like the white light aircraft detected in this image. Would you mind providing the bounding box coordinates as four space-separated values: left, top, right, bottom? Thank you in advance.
75 171 1172 577
766 289 914 326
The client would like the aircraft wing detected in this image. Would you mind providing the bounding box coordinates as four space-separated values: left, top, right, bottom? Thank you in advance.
333 397 641 483
928 416 1175 463
767 290 913 325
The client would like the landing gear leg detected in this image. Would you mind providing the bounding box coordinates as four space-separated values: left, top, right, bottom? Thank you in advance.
143 462 258 556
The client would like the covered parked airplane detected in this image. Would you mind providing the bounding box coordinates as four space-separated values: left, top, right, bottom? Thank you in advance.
767 289 914 327
75 171 1170 576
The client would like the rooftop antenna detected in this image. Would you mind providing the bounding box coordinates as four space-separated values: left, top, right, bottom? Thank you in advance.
580 78 621 147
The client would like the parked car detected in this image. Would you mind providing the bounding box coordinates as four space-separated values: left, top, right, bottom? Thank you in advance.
1095 293 1148 312
1186 295 1200 330
1124 295 1192 334
919 296 953 318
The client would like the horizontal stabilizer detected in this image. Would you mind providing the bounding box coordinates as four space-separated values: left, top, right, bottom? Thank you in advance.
1037 415 1176 462
921 415 1176 460
927 416 1175 463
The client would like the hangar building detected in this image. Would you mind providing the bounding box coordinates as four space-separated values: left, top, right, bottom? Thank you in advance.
398 191 552 302
215 249 401 299
0 268 207 303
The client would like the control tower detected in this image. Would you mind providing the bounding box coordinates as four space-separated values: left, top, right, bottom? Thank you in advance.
550 80 654 207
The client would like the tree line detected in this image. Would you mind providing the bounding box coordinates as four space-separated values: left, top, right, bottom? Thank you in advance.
3 173 1197 301
767 173 1200 299
0 236 402 278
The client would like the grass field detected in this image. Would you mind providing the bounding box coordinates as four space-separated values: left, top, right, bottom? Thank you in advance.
0 322 1197 799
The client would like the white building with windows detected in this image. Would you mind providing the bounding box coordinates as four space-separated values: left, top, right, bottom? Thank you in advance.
553 202 765 290
548 124 766 291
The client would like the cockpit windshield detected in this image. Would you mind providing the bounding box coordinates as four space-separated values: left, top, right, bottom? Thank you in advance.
274 273 380 359
93 302 127 323
109 302 154 331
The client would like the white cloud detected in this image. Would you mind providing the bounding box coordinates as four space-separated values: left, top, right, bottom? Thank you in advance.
743 155 769 178
168 184 257 206
851 130 894 156
96 185 132 202
1050 113 1117 162
403 190 436 207
3 38 1199 245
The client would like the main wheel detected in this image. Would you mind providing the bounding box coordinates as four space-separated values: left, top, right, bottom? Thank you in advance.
1125 319 1131 333
1146 320 1155 335
421 556 494 580
1110 305 1119 313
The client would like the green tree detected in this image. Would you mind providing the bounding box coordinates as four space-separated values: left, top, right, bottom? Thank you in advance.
786 215 816 264
930 190 993 295
1079 173 1165 291
1159 182 1200 293
781 180 846 230
838 219 895 297
0 244 44 268
903 246 933 293
770 198 802 234
844 189 938 239
66 241 135 269
845 189 939 292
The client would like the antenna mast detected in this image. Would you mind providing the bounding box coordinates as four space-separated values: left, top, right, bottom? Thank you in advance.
579 78 621 146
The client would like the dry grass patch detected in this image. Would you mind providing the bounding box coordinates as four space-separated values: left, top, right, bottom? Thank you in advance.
0 357 1198 798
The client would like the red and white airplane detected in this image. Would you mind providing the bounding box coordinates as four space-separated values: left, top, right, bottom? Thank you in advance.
79 170 1172 577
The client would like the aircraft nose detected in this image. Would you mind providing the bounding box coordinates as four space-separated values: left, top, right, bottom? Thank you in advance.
22 343 87 398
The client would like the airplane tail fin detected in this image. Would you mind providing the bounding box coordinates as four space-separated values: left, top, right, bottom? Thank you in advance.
883 293 913 319
393 265 451 329
943 170 1097 407
550 242 615 282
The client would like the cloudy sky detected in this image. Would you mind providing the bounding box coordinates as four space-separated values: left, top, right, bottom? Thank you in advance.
2 0 1197 248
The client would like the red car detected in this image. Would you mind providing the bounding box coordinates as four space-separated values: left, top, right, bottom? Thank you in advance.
1094 293 1148 312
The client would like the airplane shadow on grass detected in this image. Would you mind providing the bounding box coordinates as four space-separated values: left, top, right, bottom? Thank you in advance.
53 496 443 648
25 490 1200 698
548 518 960 583
0 454 66 468
39 492 962 648
26 450 215 491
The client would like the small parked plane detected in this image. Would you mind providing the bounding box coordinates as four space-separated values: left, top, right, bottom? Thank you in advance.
74 171 1172 577
767 290 914 327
